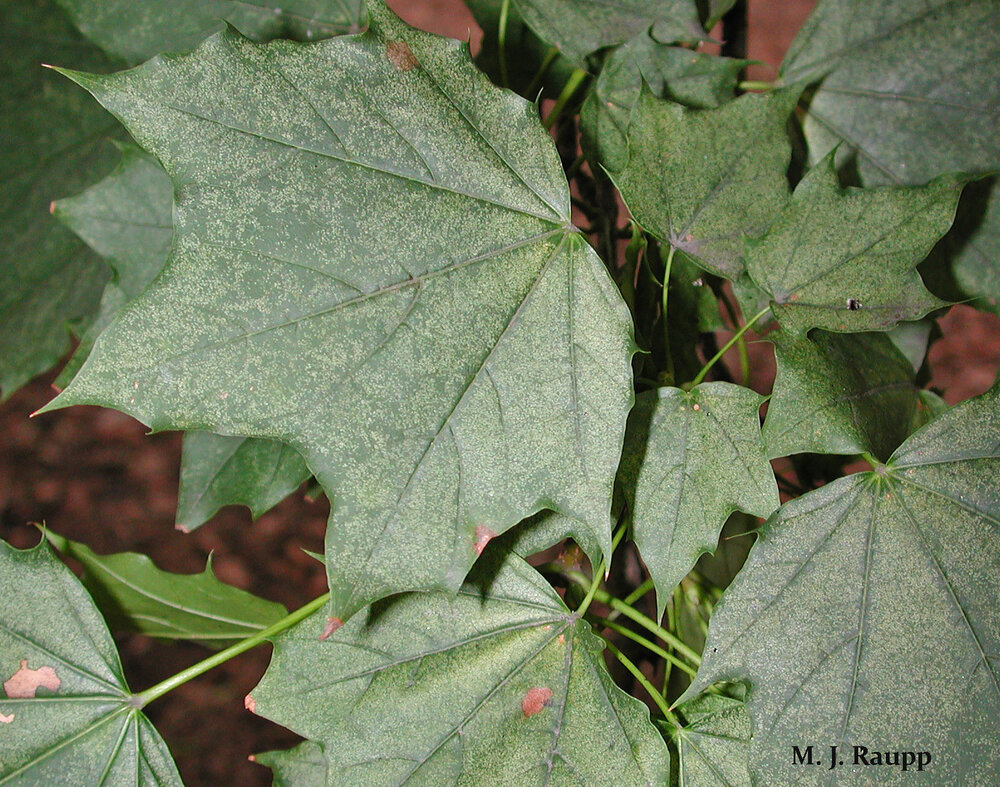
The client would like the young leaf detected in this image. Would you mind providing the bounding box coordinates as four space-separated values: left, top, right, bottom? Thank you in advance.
0 0 121 399
581 32 749 169
43 529 287 647
176 432 312 532
680 385 1000 784
52 143 173 387
501 0 705 66
619 384 778 618
610 89 797 279
44 1 635 623
669 693 751 787
0 539 181 784
253 741 327 786
55 0 366 64
248 553 670 784
745 154 963 334
763 330 921 461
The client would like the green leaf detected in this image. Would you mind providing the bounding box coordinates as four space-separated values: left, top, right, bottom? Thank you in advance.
52 143 173 387
610 89 797 279
0 539 181 784
0 0 122 399
763 330 921 461
504 0 705 66
619 384 778 618
52 143 310 530
253 741 327 786
249 553 670 784
680 384 1000 784
745 153 963 334
782 0 1000 316
55 0 366 64
782 0 999 186
43 529 287 647
176 432 312 532
931 178 1000 315
670 693 752 787
581 32 749 169
45 2 635 623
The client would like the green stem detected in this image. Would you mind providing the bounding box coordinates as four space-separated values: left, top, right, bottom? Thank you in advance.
605 640 680 726
544 68 588 130
739 80 774 92
134 592 331 708
497 0 510 88
566 571 701 668
597 618 698 679
621 577 654 610
576 514 628 617
524 47 559 98
690 306 770 387
661 244 677 385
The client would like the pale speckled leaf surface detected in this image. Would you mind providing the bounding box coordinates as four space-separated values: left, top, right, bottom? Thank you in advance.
52 143 312 531
782 0 1000 317
52 144 173 387
0 0 121 399
745 154 962 335
254 741 327 786
782 0 998 186
250 554 670 785
509 0 705 65
610 89 796 280
763 330 921 461
56 0 366 64
580 33 748 170
176 432 312 532
44 529 287 647
670 694 751 787
680 385 1000 784
46 2 635 622
0 539 181 784
619 384 778 619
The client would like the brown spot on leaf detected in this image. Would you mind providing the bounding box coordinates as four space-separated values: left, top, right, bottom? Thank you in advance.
244 694 257 713
3 661 60 698
692 403 700 411
48 201 56 214
557 634 565 645
0 711 13 724
474 525 497 556
319 617 342 640
386 41 418 71
522 686 553 717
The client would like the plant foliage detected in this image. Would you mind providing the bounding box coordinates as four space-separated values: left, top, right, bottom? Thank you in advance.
2 0 998 783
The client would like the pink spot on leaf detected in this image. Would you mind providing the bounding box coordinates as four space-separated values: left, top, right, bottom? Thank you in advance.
3 661 60 698
522 686 553 717
474 525 497 556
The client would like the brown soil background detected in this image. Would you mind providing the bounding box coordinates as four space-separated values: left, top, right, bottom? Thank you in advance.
2 2 998 784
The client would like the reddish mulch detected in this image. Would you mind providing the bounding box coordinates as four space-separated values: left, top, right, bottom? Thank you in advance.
4 2 999 784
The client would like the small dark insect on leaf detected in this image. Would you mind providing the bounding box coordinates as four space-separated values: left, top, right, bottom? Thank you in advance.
846 298 861 311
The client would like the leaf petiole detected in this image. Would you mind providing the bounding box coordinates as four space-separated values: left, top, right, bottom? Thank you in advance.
567 571 702 668
690 306 770 387
497 0 511 88
544 68 589 130
575 513 628 617
604 640 680 726
134 591 331 708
